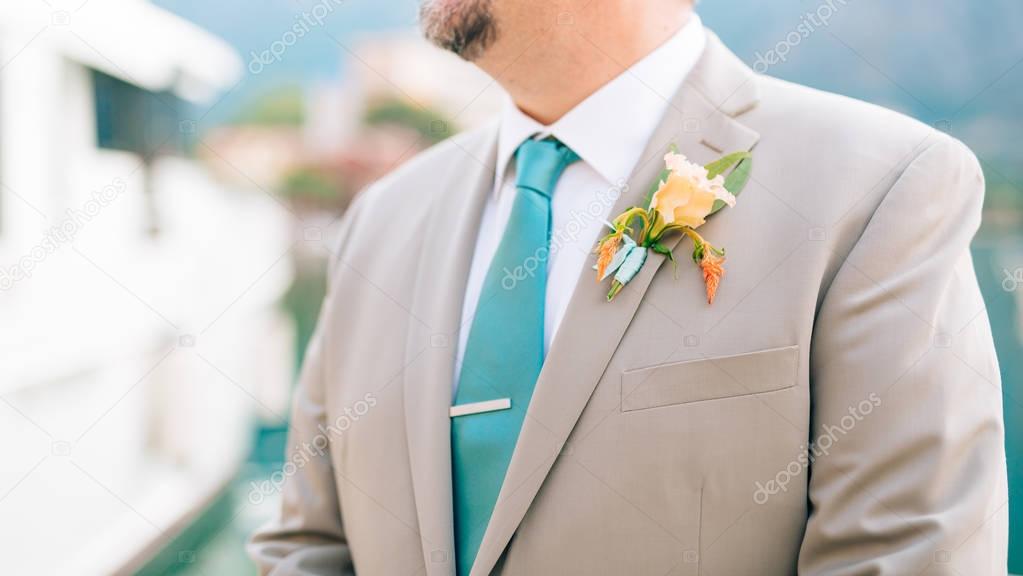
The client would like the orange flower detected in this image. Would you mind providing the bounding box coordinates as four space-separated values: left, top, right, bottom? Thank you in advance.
650 152 735 233
651 173 715 229
699 250 726 304
595 234 622 281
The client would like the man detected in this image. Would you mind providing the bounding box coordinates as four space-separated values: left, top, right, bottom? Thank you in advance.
249 0 1008 574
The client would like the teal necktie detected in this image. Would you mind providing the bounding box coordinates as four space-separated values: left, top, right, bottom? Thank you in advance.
452 138 579 575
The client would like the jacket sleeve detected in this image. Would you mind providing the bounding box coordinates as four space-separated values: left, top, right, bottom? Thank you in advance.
797 136 1008 574
247 199 366 576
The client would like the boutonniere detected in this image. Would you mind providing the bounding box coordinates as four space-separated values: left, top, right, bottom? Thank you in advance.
595 147 752 303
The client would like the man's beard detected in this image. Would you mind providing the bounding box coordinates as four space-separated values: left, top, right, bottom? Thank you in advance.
419 0 498 62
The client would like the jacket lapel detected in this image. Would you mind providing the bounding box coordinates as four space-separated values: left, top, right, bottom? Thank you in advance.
404 122 500 576
469 32 762 575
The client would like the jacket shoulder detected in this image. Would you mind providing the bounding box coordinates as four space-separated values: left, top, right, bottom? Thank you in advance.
752 75 939 154
745 75 980 224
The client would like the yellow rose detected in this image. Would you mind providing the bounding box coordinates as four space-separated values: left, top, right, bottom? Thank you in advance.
651 172 717 229
650 152 735 231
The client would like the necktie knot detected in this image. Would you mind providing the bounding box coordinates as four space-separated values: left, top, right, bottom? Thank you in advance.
515 138 580 199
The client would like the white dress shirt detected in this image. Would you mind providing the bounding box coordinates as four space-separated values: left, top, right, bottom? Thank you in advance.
454 15 707 394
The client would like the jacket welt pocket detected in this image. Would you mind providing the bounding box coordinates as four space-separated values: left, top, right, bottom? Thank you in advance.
621 345 799 412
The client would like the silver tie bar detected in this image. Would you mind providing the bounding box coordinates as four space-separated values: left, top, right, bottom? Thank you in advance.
449 398 512 418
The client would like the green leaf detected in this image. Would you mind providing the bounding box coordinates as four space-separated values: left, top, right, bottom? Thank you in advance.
709 157 753 215
704 151 751 180
724 157 752 194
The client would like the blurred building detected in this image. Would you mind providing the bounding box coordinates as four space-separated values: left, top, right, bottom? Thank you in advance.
0 1 293 574
202 32 503 205
201 125 307 192
308 32 502 158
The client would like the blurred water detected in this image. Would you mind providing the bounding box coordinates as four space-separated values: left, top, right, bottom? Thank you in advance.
975 237 1023 571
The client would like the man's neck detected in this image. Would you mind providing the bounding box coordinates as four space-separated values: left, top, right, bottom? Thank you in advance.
475 2 693 126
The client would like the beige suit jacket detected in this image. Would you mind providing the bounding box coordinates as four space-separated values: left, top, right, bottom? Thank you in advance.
249 31 1008 575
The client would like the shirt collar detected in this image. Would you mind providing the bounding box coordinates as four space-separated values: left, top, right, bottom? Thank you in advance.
494 13 706 194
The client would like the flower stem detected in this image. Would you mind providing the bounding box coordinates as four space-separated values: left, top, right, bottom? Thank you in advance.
614 208 650 244
682 227 706 247
607 280 624 301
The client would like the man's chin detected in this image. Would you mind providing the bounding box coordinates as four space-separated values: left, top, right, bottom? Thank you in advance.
419 0 498 61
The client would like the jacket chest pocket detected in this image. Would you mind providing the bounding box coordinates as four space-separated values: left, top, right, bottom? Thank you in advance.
620 345 799 412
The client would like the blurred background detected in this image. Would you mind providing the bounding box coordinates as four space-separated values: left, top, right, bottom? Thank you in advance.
0 0 1019 574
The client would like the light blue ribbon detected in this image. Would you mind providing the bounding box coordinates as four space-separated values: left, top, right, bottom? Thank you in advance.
613 245 648 287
